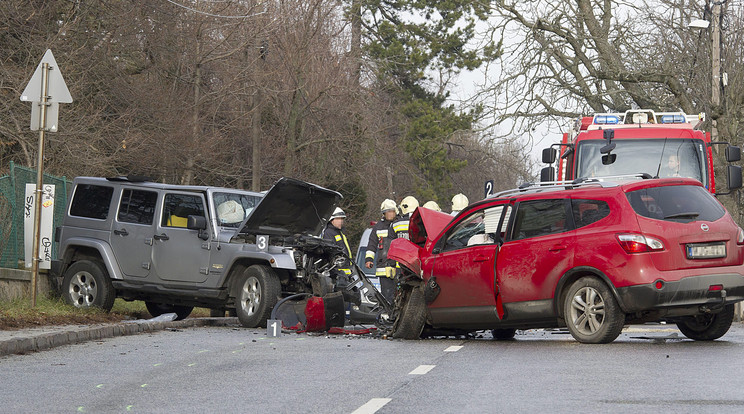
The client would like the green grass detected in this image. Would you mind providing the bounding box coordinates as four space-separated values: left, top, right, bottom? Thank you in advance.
0 296 211 330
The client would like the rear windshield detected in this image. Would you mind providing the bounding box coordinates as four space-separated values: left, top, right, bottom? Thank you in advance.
626 185 725 223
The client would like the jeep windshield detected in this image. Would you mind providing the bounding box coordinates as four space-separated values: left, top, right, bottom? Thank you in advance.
213 192 262 228
626 185 725 223
576 138 707 187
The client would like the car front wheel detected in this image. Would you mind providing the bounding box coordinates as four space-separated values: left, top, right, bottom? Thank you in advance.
676 305 734 341
235 265 281 328
392 286 427 339
564 277 624 344
62 260 115 312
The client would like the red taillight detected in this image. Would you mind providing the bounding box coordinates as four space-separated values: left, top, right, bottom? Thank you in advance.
617 234 664 253
709 284 724 291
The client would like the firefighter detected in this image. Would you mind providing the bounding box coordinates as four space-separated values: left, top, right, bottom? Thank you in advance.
423 200 441 211
322 207 353 285
451 193 469 216
365 199 398 302
393 196 418 240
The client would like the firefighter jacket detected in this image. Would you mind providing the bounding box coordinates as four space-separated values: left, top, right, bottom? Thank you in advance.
392 213 412 240
322 223 352 275
365 219 397 277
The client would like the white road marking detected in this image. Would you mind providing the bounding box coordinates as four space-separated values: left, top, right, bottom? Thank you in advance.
351 398 392 414
444 345 463 352
408 364 436 375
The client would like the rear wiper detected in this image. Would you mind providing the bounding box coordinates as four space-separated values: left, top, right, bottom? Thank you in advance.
664 212 700 219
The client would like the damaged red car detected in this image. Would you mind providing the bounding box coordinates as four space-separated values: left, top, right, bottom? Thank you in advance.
387 177 744 343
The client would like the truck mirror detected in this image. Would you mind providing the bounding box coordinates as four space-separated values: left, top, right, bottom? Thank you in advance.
540 166 555 182
725 145 741 163
727 165 742 191
601 153 617 165
542 148 557 164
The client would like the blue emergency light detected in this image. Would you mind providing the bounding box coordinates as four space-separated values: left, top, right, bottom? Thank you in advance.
594 115 620 125
660 114 686 124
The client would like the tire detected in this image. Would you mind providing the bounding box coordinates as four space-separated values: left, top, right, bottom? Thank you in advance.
564 277 625 344
145 302 193 320
62 260 115 312
676 305 734 341
392 286 427 339
491 328 517 340
235 265 281 328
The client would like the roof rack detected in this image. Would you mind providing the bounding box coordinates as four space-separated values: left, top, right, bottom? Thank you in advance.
491 173 651 199
106 175 152 183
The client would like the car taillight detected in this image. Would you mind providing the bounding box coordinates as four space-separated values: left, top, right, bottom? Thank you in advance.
738 227 744 244
617 234 664 253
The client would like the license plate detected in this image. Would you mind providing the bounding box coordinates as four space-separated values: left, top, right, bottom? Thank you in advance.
686 243 726 259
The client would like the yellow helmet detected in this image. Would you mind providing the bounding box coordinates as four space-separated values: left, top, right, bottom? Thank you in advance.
399 196 419 215
451 193 469 211
423 200 441 212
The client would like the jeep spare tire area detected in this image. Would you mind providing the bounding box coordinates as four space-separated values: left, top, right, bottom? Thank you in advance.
392 286 427 339
675 304 735 341
145 302 194 321
564 277 625 344
62 260 116 312
236 265 281 328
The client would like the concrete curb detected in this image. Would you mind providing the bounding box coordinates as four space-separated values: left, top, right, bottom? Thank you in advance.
0 317 240 357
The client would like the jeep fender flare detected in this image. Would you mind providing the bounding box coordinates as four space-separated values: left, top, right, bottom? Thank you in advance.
59 237 123 280
553 266 628 318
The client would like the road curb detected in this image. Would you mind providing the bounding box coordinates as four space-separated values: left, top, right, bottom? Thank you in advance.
0 317 240 357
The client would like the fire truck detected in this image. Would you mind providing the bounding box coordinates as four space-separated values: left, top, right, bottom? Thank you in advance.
540 109 742 194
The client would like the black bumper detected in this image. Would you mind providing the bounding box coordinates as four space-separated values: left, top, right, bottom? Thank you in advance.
616 273 744 312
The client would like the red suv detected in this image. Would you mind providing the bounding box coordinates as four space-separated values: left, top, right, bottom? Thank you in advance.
387 177 744 343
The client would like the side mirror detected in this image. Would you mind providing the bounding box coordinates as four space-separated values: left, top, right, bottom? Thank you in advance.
540 166 555 182
727 165 742 191
601 153 617 165
187 215 210 240
542 147 557 164
726 145 741 163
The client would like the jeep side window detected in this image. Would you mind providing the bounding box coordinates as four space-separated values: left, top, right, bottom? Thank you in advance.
69 184 114 219
512 199 569 240
571 199 610 229
118 189 158 225
162 194 205 228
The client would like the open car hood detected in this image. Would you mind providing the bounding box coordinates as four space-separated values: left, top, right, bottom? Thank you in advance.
238 178 342 236
408 207 452 245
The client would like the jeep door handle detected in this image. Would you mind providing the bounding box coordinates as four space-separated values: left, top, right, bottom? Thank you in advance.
549 244 567 252
473 254 490 262
113 229 129 236
153 233 169 241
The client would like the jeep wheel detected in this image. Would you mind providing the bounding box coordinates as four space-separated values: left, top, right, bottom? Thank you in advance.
564 277 624 344
235 265 281 328
145 302 193 320
392 286 427 339
676 305 734 341
62 260 115 312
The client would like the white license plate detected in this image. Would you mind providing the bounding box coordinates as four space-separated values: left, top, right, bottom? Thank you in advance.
686 243 726 259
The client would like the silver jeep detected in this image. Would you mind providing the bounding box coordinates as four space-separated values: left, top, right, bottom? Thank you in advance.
53 176 348 328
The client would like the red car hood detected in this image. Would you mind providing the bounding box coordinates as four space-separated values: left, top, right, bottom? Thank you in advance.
388 207 452 277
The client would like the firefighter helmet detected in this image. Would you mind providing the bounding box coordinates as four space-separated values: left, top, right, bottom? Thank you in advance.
451 193 469 212
330 207 346 220
400 196 419 215
380 199 397 213
423 200 441 212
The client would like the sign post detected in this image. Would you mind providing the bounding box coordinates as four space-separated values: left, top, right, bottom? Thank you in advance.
20 50 72 306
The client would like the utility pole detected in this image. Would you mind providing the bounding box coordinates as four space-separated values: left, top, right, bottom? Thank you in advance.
710 1 721 143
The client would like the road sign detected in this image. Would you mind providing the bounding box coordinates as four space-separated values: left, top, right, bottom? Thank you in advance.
20 49 72 104
31 102 59 132
484 180 494 198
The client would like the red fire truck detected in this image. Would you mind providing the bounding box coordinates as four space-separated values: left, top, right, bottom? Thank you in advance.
541 109 742 194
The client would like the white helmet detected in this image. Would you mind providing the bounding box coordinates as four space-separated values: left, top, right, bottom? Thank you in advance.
380 199 397 213
451 193 469 212
330 207 346 220
423 200 441 212
399 196 419 215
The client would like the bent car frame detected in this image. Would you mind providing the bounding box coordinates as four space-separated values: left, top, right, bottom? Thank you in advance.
388 176 744 343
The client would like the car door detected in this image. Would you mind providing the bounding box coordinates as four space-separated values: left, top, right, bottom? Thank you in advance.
426 202 510 325
152 192 211 284
110 188 158 278
496 198 575 313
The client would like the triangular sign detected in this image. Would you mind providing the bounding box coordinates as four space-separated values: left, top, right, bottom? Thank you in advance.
20 49 73 103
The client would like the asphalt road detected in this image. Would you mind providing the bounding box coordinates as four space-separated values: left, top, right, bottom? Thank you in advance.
2 324 744 413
